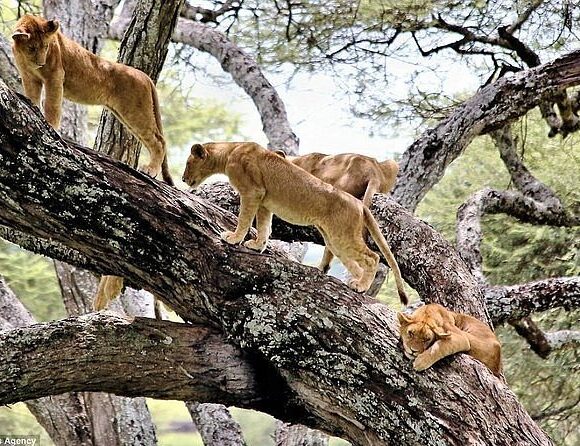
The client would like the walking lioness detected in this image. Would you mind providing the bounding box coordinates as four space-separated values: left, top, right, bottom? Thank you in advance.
283 152 399 272
182 142 408 303
11 14 173 184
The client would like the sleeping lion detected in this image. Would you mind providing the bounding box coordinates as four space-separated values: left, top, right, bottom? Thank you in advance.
398 303 502 376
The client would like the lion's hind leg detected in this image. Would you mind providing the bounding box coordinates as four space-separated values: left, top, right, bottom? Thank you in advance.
93 275 124 311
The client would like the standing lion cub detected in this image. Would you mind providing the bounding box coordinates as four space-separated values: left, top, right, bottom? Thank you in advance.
398 303 502 376
182 142 408 303
11 14 172 184
281 152 399 273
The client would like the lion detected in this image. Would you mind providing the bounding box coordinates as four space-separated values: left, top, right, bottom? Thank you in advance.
281 152 399 273
11 14 173 184
398 303 502 376
182 141 408 303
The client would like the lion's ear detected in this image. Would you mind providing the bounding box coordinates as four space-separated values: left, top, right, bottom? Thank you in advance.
11 30 30 42
432 326 451 339
191 144 207 159
45 20 59 34
397 312 413 325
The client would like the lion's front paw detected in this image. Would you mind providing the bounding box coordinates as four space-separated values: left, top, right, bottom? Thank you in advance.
221 230 243 245
244 239 267 252
413 353 434 372
347 278 368 293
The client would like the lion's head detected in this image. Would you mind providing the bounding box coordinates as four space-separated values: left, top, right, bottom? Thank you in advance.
182 143 215 189
398 304 451 358
12 15 59 68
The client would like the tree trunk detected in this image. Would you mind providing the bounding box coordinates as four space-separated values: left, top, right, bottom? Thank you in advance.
0 83 552 445
275 422 329 446
186 402 247 446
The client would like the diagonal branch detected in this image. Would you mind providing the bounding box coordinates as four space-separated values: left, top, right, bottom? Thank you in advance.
491 124 563 207
394 49 580 211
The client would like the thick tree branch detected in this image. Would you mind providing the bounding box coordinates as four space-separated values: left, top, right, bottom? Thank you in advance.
0 82 552 445
194 182 489 319
0 314 262 406
393 50 580 211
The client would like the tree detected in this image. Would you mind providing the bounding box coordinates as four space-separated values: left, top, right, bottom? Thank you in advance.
1 75 576 444
0 1 578 444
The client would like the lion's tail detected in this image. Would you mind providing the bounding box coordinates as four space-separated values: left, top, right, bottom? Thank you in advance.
150 78 174 186
363 207 408 305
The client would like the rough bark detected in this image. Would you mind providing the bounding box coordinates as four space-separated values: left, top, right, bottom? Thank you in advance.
195 182 489 320
0 278 94 446
486 277 580 324
185 402 247 446
108 7 300 154
0 36 21 93
393 50 580 211
0 313 261 406
275 422 329 446
0 83 552 445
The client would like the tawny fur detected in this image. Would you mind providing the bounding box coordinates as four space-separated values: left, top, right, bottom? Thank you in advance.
398 303 502 376
283 152 399 272
93 275 124 311
182 142 408 303
11 14 173 185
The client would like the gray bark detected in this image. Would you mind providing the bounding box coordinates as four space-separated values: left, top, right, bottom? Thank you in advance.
0 85 552 445
275 422 329 446
492 124 563 208
0 36 20 92
485 277 580 324
393 49 580 211
0 313 260 405
185 402 247 446
0 278 94 446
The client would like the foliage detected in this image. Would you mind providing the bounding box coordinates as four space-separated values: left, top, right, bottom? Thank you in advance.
0 241 64 321
0 403 53 445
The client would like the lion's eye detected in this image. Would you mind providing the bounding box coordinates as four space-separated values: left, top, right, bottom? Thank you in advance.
407 331 414 339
